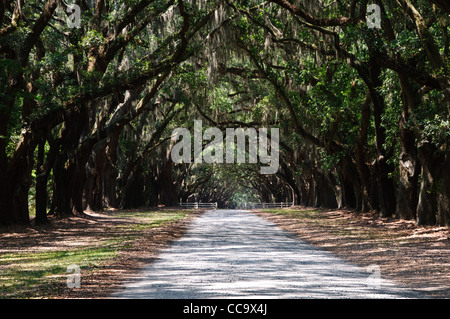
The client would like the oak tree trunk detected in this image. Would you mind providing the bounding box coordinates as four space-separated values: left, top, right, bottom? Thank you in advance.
416 143 438 225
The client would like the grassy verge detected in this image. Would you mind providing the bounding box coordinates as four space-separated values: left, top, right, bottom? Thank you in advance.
0 210 187 298
260 208 323 220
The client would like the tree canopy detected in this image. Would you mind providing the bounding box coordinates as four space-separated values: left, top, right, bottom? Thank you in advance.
0 0 449 227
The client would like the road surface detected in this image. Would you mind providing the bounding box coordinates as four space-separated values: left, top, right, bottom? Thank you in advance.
113 209 421 298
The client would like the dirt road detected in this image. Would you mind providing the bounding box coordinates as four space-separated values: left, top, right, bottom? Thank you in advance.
112 210 422 298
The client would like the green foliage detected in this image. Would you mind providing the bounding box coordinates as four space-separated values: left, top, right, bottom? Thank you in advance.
1 0 450 224
319 149 345 171
421 115 450 146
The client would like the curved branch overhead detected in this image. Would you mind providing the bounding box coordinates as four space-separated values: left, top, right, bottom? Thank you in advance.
0 0 449 227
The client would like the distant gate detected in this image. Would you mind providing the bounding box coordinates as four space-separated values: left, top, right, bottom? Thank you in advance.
244 202 294 209
179 202 218 209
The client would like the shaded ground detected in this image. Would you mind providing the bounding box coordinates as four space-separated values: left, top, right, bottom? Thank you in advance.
1 206 449 298
63 209 204 298
0 208 204 298
253 207 450 298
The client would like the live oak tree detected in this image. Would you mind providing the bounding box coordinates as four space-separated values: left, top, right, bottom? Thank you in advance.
0 0 219 224
1 0 449 227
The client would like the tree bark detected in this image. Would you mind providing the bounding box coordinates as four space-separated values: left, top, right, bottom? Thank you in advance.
355 93 375 212
85 139 108 211
416 143 438 225
159 156 178 207
395 73 419 220
338 156 362 211
437 147 450 226
102 128 121 208
396 123 418 220
35 138 49 225
52 104 89 216
5 131 37 225
367 58 396 217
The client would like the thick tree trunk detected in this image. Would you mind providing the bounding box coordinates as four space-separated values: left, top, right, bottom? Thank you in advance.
34 135 59 225
373 156 396 217
367 59 396 217
279 157 301 205
52 104 89 216
159 157 178 206
416 143 438 225
102 160 118 208
5 131 37 225
437 147 450 226
71 153 89 215
310 168 337 208
395 122 418 219
144 172 159 207
52 152 73 216
395 72 419 220
102 131 121 208
85 139 108 211
35 139 49 225
355 92 375 212
299 177 310 206
338 157 361 210
121 165 146 208
312 171 321 208
0 105 12 225
321 172 338 208
53 151 89 216
306 175 315 206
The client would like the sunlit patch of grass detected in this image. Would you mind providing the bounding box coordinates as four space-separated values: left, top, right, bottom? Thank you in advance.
0 244 119 298
114 211 186 236
260 208 323 221
113 210 185 224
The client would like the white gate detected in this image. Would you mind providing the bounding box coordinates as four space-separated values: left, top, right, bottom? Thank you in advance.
179 202 218 209
244 202 294 209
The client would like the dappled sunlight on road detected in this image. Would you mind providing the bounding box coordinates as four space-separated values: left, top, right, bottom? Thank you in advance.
113 210 422 299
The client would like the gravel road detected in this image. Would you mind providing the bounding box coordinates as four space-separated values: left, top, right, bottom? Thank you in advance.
113 209 422 299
